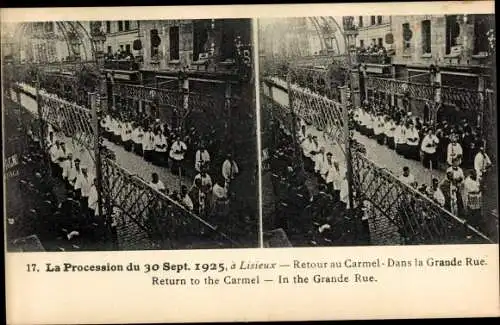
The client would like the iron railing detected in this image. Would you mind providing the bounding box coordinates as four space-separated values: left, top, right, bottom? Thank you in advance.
441 85 482 112
101 159 237 250
357 53 391 65
104 59 139 71
10 80 251 250
351 151 493 245
365 76 435 101
263 76 494 245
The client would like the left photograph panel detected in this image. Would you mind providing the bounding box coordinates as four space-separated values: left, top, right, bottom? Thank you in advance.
2 19 259 251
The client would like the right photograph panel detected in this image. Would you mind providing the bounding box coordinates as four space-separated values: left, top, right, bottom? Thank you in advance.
258 15 498 247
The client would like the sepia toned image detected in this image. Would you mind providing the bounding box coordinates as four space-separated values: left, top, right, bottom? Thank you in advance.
2 18 259 252
259 14 498 247
2 4 499 325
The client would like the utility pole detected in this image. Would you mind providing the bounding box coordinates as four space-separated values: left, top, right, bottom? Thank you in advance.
89 91 105 240
286 66 303 172
335 18 360 240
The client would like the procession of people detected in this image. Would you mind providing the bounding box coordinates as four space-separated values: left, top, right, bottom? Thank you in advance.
11 79 251 249
263 73 495 245
353 98 493 228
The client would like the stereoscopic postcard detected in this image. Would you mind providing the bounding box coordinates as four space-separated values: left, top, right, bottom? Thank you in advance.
2 1 498 323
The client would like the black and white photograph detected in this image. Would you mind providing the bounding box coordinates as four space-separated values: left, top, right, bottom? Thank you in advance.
2 18 259 251
259 14 498 247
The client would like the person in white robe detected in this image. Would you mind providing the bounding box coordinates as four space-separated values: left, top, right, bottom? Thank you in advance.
447 134 463 166
87 178 99 217
463 170 482 227
474 145 492 181
394 122 407 156
222 153 239 186
169 135 187 175
149 173 166 193
195 144 211 173
398 166 417 187
143 128 155 162
133 124 145 156
420 128 440 169
430 178 445 207
153 129 168 166
405 123 420 160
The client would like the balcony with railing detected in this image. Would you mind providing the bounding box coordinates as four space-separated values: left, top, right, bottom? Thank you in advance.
103 59 140 71
357 53 391 65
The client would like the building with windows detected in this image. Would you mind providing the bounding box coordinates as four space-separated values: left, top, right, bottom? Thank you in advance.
350 15 393 75
4 22 93 63
102 20 140 57
137 19 252 73
355 15 392 50
391 14 494 88
344 14 495 122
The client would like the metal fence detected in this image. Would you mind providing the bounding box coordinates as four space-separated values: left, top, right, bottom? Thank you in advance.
101 159 237 250
365 76 435 102
351 151 493 245
9 80 243 250
262 75 494 245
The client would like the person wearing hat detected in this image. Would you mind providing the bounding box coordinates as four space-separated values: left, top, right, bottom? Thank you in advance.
169 134 187 175
405 121 420 160
195 143 211 173
420 128 440 169
447 133 463 167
